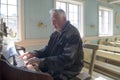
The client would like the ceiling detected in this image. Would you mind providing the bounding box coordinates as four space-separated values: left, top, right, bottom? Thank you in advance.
98 0 120 6
108 0 120 6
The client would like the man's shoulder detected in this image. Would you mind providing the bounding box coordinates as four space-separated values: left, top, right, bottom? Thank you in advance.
66 25 80 36
64 22 79 33
50 31 58 37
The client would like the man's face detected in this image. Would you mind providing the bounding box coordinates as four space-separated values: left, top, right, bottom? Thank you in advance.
51 12 64 32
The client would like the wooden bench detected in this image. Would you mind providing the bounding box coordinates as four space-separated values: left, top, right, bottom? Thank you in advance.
97 44 120 66
95 45 120 79
98 37 120 47
83 44 120 79
109 41 120 47
94 60 120 80
96 50 120 64
76 44 98 80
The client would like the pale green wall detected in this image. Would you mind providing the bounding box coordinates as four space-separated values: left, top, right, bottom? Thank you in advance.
24 0 54 39
23 0 120 46
84 0 120 37
113 6 120 35
23 0 120 40
84 0 98 37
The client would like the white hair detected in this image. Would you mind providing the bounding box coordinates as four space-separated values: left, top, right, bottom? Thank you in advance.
49 9 66 18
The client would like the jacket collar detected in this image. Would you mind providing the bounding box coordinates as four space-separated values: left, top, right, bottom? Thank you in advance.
61 21 70 33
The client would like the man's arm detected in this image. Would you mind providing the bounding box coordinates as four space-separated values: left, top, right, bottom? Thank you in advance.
31 46 48 58
32 32 57 58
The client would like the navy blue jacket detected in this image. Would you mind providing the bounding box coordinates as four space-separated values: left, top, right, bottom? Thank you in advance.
33 21 84 78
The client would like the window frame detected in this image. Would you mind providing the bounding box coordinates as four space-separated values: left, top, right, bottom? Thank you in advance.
0 0 23 41
99 6 113 37
55 0 84 37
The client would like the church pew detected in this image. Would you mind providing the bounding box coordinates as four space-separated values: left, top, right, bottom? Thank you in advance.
77 43 98 80
83 44 99 77
98 44 120 52
83 44 120 79
96 44 120 66
96 45 120 79
96 50 120 64
94 60 120 80
98 38 120 47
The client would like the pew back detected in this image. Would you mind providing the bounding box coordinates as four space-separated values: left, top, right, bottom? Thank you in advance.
97 45 120 63
83 44 120 79
83 44 98 77
95 44 120 79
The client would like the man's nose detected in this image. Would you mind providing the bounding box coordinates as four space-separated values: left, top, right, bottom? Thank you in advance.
52 21 56 25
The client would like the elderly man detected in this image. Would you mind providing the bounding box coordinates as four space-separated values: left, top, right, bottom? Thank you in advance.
21 9 84 80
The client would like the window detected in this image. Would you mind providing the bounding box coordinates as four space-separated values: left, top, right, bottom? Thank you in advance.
99 6 113 36
56 0 84 37
0 0 20 40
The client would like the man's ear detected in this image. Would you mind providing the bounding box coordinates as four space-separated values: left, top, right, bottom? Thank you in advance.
64 17 66 21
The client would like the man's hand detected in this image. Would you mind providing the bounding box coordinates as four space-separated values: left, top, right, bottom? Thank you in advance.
26 64 36 71
26 57 40 71
19 52 35 60
20 52 40 71
26 57 40 64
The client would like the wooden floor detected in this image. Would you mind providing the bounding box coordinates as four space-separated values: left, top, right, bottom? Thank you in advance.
77 68 115 80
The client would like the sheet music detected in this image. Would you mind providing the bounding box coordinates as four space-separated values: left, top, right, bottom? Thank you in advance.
18 50 24 55
2 41 26 67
